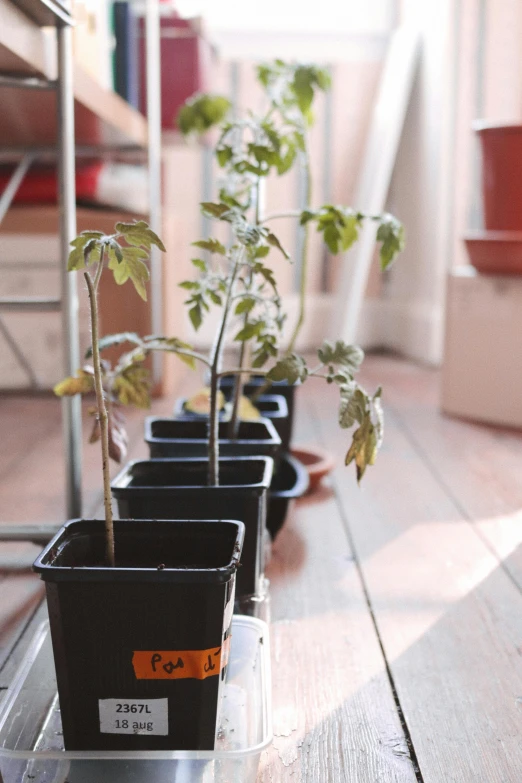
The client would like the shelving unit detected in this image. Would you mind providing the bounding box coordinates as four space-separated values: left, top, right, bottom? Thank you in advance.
0 0 161 522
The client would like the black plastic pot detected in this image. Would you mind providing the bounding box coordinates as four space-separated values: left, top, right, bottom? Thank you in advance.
33 518 244 752
111 457 273 600
173 394 291 452
145 416 282 467
267 453 309 539
219 375 297 448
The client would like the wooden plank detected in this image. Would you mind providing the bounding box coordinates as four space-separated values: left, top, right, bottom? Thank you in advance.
259 393 418 783
311 375 522 782
359 355 522 590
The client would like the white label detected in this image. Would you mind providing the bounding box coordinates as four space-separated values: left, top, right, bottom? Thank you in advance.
99 698 168 736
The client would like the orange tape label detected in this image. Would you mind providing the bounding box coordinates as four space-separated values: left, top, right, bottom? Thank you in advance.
132 638 231 681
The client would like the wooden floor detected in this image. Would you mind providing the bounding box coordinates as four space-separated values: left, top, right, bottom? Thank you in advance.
1 354 522 781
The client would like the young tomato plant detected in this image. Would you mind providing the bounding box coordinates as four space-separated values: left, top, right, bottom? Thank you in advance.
54 222 165 566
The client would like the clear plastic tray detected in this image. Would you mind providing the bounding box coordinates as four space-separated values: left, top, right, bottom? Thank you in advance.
0 615 271 783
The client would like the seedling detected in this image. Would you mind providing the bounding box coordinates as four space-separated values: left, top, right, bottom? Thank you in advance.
54 222 165 566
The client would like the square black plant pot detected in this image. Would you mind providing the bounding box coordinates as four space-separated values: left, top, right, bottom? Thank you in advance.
145 416 282 468
267 453 309 539
173 394 291 452
218 375 297 448
111 457 273 600
33 518 244 752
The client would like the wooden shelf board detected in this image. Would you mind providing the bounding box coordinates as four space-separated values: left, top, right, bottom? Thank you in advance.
0 0 148 148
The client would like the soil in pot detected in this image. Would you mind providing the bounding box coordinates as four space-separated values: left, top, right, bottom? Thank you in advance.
174 393 291 452
218 375 297 448
145 416 282 467
111 457 273 601
33 518 244 752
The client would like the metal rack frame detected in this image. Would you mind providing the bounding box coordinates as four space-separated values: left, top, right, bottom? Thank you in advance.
0 0 162 534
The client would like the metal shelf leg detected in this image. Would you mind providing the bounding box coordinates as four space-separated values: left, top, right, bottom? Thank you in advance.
56 21 82 519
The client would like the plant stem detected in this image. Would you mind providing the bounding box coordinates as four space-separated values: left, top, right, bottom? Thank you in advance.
229 178 263 437
84 256 115 567
208 249 243 485
286 149 312 355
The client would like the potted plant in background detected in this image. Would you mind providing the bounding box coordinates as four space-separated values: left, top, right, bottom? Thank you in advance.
110 55 403 599
166 60 404 527
33 223 245 751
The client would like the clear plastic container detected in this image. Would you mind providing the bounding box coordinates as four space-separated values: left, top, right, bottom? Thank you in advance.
0 615 272 783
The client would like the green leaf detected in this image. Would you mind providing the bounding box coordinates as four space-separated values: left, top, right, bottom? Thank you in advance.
189 303 203 331
54 369 94 397
216 145 234 167
115 220 166 252
292 67 314 115
339 213 360 251
255 245 270 259
318 340 364 373
323 222 341 254
191 258 207 272
267 354 308 385
300 210 316 225
235 321 265 342
200 201 232 219
235 296 256 315
376 215 405 270
266 231 290 259
177 94 231 135
209 290 222 305
85 332 142 359
179 280 199 290
109 246 150 300
68 234 101 271
192 238 226 255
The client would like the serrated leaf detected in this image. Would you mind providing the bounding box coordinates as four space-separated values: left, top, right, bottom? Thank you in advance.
338 384 366 429
115 220 166 252
179 280 199 290
254 245 270 258
318 340 364 373
191 258 207 272
192 238 226 255
144 336 197 370
54 370 94 397
209 290 222 305
292 67 315 115
110 246 150 300
86 332 142 359
267 354 307 385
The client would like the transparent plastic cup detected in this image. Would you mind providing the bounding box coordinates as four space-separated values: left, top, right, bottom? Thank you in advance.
0 616 272 783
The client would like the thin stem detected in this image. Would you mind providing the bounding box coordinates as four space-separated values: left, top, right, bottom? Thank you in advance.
286 148 312 355
261 210 301 223
208 248 244 485
84 256 115 568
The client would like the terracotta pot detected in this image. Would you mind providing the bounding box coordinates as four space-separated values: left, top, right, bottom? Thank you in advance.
464 230 522 275
290 445 335 494
474 121 522 230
